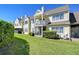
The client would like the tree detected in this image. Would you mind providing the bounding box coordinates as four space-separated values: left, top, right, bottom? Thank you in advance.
35 14 48 20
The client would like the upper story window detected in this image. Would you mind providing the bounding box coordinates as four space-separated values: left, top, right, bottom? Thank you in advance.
52 26 64 33
53 13 64 20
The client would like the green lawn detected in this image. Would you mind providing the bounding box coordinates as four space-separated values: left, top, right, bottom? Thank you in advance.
14 33 79 55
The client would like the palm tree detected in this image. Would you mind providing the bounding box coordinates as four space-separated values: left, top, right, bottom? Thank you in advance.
35 14 48 20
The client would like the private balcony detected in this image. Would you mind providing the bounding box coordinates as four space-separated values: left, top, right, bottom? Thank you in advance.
35 20 46 27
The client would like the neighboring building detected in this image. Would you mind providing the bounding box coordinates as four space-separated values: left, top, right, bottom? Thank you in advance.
29 16 35 33
23 15 30 34
70 12 79 38
14 15 30 34
14 18 22 33
14 5 79 39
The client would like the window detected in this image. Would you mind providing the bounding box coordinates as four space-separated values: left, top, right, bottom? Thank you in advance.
60 13 64 19
59 27 63 33
52 26 63 33
25 21 27 24
53 13 64 20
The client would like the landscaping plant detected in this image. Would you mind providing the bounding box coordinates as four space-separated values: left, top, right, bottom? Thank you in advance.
43 31 59 39
0 20 14 48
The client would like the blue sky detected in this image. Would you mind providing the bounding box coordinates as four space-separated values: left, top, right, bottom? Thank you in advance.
0 4 79 22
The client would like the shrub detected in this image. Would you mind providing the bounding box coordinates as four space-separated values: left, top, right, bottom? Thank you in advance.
43 31 59 39
29 32 34 36
0 20 14 48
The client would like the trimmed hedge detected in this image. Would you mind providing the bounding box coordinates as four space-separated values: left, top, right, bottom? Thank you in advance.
43 31 59 39
0 20 14 48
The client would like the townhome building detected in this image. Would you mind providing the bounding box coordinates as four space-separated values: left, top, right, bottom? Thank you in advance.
14 5 79 39
14 15 29 34
14 17 22 33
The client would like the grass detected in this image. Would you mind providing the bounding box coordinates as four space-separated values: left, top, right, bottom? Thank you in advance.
14 33 79 55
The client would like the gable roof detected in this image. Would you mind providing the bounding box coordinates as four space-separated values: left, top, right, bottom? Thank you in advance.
73 12 79 23
70 12 79 25
44 5 69 16
29 5 69 20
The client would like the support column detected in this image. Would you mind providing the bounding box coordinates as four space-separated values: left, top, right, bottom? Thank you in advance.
41 14 43 37
69 25 72 41
41 26 43 37
34 15 36 35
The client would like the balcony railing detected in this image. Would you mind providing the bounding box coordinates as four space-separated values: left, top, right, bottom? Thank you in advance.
35 20 46 26
14 25 22 28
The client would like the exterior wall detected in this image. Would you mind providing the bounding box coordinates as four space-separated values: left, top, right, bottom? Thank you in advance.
14 18 20 26
23 17 29 34
48 11 70 39
14 18 22 28
14 18 22 33
31 22 35 33
64 26 70 39
48 25 71 39
23 24 29 34
49 11 69 23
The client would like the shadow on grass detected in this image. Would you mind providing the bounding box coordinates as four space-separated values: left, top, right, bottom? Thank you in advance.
0 37 29 55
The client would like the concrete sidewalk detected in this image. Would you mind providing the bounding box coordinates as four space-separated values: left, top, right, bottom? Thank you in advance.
71 38 79 41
